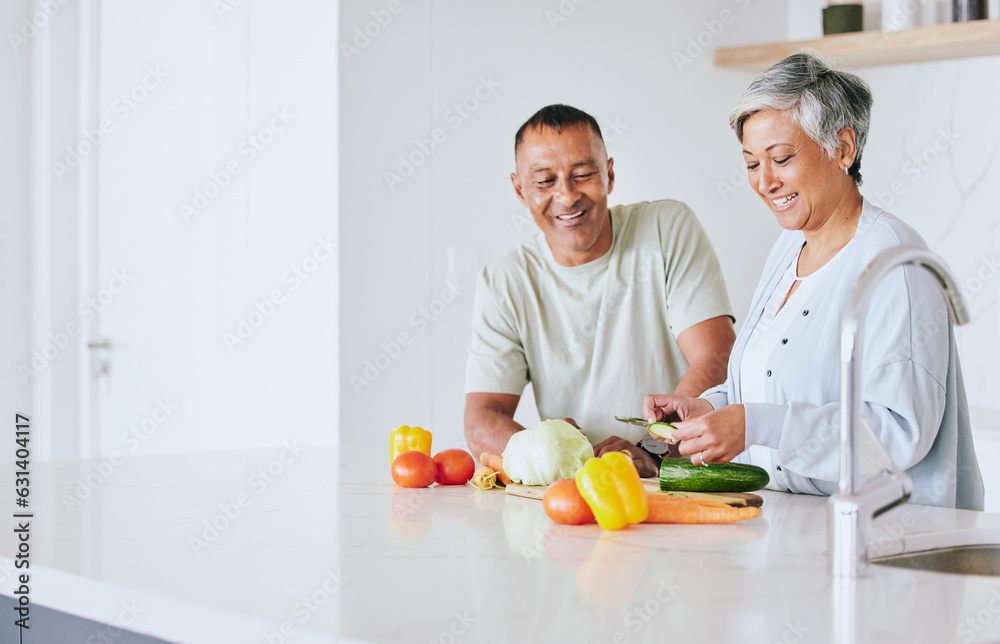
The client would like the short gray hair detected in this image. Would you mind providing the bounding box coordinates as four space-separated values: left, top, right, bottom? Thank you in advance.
729 52 873 185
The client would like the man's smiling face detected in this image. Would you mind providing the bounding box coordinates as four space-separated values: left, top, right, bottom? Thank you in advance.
511 124 615 267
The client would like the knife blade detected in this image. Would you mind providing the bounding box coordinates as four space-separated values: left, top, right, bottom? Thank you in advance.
615 415 651 427
615 416 679 443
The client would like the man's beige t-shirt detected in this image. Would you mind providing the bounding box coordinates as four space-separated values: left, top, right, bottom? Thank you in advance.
465 199 734 446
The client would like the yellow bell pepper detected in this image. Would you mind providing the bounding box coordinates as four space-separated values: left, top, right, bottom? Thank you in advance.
574 451 649 530
389 425 432 466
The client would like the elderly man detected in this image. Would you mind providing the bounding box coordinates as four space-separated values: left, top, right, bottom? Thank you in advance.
463 104 735 477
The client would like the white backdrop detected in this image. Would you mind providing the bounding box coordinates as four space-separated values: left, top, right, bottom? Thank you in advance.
2 0 339 460
339 0 1000 454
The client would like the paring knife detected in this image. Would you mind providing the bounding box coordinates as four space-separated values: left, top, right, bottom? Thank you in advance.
615 416 678 441
615 415 652 427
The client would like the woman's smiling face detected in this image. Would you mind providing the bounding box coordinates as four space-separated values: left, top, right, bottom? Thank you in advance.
741 109 852 234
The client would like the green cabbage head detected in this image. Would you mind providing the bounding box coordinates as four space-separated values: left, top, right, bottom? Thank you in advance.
501 419 594 486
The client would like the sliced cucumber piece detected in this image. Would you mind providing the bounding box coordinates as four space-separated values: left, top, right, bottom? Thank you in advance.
648 422 676 441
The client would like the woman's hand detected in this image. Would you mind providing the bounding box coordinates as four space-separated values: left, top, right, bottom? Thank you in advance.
671 404 746 465
642 394 714 424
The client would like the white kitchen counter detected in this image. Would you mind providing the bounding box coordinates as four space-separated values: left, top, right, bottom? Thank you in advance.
3 444 1000 643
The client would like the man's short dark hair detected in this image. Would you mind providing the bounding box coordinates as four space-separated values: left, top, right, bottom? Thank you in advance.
514 104 604 156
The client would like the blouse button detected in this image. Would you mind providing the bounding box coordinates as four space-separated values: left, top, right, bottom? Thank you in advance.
802 309 809 316
776 465 782 472
766 370 772 377
781 338 788 345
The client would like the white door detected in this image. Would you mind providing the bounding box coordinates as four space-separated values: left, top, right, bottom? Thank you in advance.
85 0 339 457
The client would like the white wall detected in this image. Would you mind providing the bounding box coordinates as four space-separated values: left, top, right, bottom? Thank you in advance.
341 0 1000 455
1 1 339 461
790 0 1000 421
0 0 32 444
87 1 339 456
339 0 791 449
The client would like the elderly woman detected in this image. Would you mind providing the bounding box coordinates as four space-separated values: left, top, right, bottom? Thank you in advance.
645 53 983 510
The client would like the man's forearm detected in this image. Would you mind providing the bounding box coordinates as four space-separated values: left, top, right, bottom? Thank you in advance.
465 409 525 458
673 316 734 399
673 358 728 399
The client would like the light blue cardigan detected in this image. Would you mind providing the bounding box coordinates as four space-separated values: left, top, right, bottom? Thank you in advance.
703 199 984 510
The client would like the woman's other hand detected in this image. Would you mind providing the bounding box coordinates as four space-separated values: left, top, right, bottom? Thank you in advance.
672 404 746 465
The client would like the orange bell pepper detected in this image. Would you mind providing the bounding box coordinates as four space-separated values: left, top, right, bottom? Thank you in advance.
574 451 649 530
389 425 432 466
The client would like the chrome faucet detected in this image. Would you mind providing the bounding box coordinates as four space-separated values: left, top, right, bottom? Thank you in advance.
829 246 970 578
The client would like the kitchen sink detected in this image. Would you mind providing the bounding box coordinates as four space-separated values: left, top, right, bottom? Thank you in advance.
873 545 1000 576
870 527 1000 576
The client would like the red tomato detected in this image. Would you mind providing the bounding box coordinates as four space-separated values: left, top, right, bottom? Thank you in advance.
391 451 436 488
433 449 475 485
543 479 596 525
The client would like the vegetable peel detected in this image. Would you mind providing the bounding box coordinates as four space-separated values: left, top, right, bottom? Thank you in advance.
469 467 500 492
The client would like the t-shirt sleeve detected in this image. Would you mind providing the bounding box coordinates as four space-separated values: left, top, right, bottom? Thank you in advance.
662 204 735 338
464 272 529 395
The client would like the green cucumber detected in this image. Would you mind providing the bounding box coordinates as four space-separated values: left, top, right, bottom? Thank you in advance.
659 457 769 493
648 422 676 441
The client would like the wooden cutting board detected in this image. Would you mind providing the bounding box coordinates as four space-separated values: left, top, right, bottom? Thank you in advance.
506 479 764 508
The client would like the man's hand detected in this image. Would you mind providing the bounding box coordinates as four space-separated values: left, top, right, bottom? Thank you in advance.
561 417 586 436
593 435 660 478
464 392 524 458
671 404 746 465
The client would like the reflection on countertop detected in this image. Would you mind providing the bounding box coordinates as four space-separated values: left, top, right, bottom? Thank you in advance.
3 445 1000 643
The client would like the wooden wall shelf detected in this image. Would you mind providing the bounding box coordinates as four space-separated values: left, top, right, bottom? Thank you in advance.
715 20 1000 71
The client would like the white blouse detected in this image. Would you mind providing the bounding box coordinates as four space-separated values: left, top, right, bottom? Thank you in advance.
701 199 984 510
738 241 851 489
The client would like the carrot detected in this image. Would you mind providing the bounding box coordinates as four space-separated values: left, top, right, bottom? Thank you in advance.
649 493 732 509
644 493 761 524
479 452 513 486
469 467 500 491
